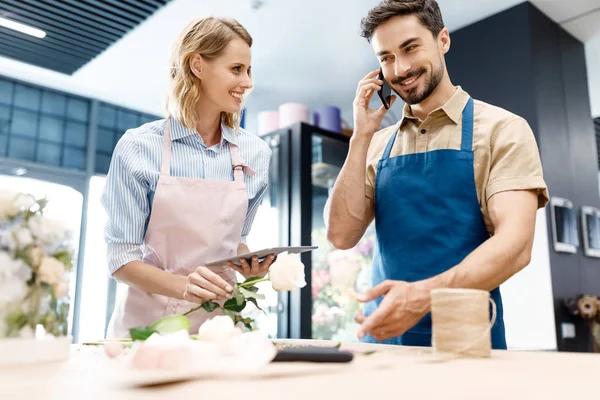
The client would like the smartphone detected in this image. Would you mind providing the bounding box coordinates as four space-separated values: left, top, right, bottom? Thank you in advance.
377 70 393 109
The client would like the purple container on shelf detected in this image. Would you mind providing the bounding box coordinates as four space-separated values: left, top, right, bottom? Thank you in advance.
313 105 341 133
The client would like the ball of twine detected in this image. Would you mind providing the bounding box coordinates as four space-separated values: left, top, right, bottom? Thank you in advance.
430 288 496 359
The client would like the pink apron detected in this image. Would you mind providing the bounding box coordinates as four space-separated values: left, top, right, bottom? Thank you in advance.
106 119 254 338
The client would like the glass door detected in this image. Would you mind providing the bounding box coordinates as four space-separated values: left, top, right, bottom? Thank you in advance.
310 134 376 341
236 133 283 338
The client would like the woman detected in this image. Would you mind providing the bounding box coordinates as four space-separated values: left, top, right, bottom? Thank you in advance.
101 16 273 338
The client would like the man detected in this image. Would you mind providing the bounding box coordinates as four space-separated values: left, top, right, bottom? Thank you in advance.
326 0 548 349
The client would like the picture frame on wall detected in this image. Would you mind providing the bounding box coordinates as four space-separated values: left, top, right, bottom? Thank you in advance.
549 197 578 254
581 206 600 258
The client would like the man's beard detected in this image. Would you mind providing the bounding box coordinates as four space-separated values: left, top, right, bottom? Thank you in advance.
391 62 444 105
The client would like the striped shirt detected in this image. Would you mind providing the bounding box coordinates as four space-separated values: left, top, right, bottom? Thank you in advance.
101 118 272 275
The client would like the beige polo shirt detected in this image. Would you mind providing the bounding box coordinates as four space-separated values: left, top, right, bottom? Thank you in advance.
365 86 549 235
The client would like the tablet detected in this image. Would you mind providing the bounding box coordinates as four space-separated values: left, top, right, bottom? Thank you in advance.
205 246 318 266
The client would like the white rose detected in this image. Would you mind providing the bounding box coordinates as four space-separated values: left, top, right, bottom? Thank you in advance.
13 193 36 212
38 257 65 285
129 330 201 370
53 280 69 299
218 331 277 371
0 251 31 281
0 230 16 252
0 253 30 307
28 217 69 243
197 315 242 341
268 252 307 291
0 191 19 222
14 227 33 248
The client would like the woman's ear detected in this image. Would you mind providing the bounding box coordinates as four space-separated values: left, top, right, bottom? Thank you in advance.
190 54 204 79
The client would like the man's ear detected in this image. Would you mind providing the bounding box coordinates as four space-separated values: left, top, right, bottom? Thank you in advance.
438 27 450 55
190 54 204 79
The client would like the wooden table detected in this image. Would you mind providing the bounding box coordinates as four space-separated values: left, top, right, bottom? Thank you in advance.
0 340 596 400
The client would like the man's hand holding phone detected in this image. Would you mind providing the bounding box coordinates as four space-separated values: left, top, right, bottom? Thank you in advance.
352 69 396 139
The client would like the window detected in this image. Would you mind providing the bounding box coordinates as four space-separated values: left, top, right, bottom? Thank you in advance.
0 77 91 170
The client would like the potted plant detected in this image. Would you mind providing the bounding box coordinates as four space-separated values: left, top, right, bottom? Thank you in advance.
564 294 600 352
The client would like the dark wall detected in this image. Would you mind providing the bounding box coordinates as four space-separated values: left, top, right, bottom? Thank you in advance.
446 2 600 352
445 4 538 128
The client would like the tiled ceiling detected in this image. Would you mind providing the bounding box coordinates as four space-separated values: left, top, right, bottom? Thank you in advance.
0 0 172 75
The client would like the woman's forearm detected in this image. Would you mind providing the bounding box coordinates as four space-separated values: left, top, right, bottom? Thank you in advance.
113 260 188 300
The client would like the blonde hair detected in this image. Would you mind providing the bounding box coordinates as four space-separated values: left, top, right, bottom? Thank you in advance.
165 16 253 131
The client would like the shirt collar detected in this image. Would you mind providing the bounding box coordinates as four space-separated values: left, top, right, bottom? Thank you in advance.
399 86 470 128
168 118 239 146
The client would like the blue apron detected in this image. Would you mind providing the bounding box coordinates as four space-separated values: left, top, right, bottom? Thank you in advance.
361 98 507 349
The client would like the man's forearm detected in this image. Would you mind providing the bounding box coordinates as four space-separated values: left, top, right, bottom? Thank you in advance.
113 260 188 300
422 232 533 305
327 136 372 249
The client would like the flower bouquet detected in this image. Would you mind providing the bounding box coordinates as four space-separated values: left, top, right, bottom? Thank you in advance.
0 190 74 366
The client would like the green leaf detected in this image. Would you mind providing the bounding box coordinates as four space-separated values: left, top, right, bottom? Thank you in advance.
37 198 49 213
238 286 265 300
246 297 266 315
53 250 73 272
15 247 33 266
149 315 190 334
223 309 237 324
129 326 157 341
5 311 28 332
224 297 246 312
234 315 255 331
200 301 220 313
233 286 244 306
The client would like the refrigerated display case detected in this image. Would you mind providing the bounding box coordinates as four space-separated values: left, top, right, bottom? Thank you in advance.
260 122 376 341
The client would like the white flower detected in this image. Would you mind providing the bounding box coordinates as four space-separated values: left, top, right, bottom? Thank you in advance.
0 229 16 252
13 194 36 212
0 252 30 308
0 191 19 222
268 252 307 291
38 257 65 285
129 330 207 370
19 325 35 339
104 340 124 358
197 315 242 341
14 227 33 248
0 251 31 281
53 280 69 299
28 216 69 244
218 331 277 371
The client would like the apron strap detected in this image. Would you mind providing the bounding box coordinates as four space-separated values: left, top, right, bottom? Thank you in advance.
229 143 255 182
381 124 401 160
160 118 173 176
460 97 474 152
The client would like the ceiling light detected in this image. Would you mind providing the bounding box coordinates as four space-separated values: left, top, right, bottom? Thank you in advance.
0 17 46 39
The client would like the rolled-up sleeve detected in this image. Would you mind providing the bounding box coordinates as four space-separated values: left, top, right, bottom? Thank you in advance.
101 132 150 275
485 117 549 209
240 146 272 243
